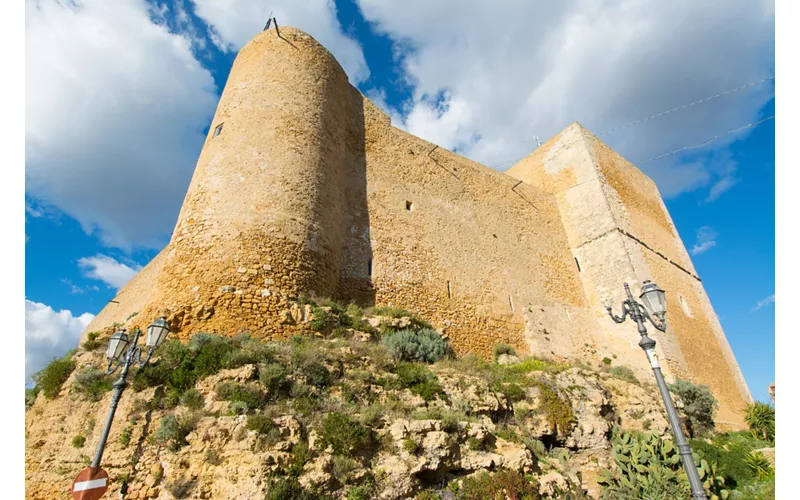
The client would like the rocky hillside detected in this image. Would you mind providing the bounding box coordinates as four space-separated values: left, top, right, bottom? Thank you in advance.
25 302 775 499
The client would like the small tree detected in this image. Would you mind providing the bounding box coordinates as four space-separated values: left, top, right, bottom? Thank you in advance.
669 378 718 437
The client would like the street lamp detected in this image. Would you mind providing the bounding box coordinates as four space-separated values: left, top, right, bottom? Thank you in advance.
90 317 170 470
603 281 707 500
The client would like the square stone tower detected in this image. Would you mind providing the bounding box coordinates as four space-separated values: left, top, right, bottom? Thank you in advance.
507 122 752 427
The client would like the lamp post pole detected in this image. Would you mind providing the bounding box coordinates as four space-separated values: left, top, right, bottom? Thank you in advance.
605 281 707 500
90 317 170 470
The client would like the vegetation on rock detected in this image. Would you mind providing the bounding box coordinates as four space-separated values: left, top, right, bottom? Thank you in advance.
744 402 775 444
25 300 775 500
492 343 517 359
383 328 451 363
32 350 76 399
73 366 113 401
669 378 719 437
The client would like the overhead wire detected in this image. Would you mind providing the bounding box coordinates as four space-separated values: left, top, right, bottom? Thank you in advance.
491 75 775 170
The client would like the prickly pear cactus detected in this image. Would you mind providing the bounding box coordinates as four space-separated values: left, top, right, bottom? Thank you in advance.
694 452 730 499
599 429 729 500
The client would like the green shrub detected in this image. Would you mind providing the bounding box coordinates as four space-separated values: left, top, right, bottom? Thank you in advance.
25 387 39 409
453 469 539 499
669 378 718 437
154 413 198 451
265 476 315 500
228 401 249 415
346 478 376 500
467 436 492 452
305 362 332 388
179 388 204 410
82 332 103 351
318 412 370 454
331 326 349 338
402 437 420 454
216 382 266 410
368 306 414 318
287 441 311 477
491 380 526 406
73 366 113 402
259 362 289 395
132 334 264 395
33 351 76 399
608 365 639 384
691 431 772 490
392 363 446 402
345 303 374 334
120 426 132 447
602 357 612 365
382 328 450 363
246 414 276 435
534 381 575 435
493 343 517 359
744 402 775 443
332 455 359 483
72 434 86 448
744 451 773 479
309 306 330 332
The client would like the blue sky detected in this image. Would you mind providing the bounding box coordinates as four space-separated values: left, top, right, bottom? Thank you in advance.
25 0 775 402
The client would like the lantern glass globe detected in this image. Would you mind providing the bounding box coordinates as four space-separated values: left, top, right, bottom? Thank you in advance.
146 317 170 348
640 280 667 319
107 330 129 360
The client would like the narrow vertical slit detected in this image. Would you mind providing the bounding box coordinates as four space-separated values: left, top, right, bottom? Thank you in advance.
447 281 452 298
367 259 372 278
575 257 581 272
509 295 515 312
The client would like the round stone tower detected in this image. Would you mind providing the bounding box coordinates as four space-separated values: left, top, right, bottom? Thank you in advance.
136 27 352 338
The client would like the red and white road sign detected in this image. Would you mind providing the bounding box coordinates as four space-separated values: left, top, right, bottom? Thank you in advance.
72 466 109 500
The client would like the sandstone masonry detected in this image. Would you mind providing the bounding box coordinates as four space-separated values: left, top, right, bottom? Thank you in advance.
81 27 751 426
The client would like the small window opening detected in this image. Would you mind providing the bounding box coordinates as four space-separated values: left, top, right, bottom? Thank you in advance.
367 259 373 277
405 201 414 211
575 258 581 272
509 295 515 312
447 281 452 298
213 123 224 138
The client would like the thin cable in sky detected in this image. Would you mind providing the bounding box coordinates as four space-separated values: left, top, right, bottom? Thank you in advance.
491 75 775 169
639 114 775 165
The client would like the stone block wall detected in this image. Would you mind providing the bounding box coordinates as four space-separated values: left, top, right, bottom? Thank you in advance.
507 123 751 426
79 26 749 427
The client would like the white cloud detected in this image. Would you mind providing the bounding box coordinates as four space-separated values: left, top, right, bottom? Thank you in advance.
191 0 370 84
751 294 775 312
690 240 717 255
25 299 94 383
26 0 219 250
78 254 142 289
357 0 774 200
690 226 718 255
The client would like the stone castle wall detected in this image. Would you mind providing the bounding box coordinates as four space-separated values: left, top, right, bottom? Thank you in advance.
507 125 751 426
82 26 750 425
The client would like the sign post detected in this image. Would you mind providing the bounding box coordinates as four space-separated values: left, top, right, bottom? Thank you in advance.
72 466 109 500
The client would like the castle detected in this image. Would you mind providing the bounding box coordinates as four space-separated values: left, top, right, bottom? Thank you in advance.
81 27 751 427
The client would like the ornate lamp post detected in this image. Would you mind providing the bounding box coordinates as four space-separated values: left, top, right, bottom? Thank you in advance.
90 317 170 470
603 280 707 500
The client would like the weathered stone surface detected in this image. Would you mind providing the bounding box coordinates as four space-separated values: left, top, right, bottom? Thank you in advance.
79 25 747 431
